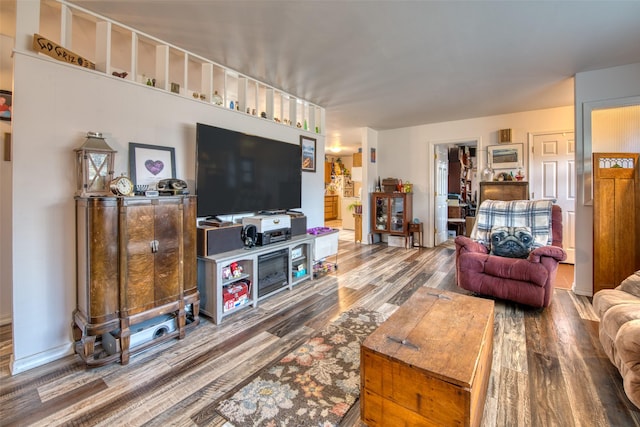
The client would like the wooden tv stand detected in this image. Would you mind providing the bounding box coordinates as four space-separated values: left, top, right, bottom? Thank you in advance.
198 234 312 324
198 229 339 324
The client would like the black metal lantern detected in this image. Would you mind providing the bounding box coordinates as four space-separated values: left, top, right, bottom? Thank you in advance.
75 132 116 196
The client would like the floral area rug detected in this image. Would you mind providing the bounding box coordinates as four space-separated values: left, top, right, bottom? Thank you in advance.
216 307 386 426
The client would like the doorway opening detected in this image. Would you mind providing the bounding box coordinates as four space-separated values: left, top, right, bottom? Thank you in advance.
432 139 479 248
324 151 362 244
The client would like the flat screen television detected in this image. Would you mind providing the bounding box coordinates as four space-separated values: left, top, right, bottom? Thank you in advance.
196 123 302 218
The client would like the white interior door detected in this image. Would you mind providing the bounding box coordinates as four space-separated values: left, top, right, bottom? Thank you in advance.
435 145 449 245
530 131 575 264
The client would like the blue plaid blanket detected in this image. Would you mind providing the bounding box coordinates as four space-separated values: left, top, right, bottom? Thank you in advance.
470 199 554 250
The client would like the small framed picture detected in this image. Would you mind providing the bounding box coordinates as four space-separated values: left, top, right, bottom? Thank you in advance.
300 135 316 172
371 148 376 163
0 90 12 121
129 143 176 187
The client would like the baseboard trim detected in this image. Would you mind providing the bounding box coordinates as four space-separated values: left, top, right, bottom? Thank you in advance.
10 343 74 375
572 285 593 297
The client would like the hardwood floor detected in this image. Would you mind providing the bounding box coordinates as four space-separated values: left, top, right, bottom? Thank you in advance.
1 235 639 426
555 262 575 290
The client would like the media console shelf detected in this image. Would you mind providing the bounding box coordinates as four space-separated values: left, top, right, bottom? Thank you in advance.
198 234 316 324
291 242 312 285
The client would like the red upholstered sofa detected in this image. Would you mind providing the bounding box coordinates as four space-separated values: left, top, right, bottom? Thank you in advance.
455 204 567 308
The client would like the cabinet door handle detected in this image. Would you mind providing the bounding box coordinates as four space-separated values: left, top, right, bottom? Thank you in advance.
150 240 159 253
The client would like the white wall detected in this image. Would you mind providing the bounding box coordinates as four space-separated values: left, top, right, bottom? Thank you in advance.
360 127 378 239
9 51 324 373
574 62 640 296
0 33 14 326
376 106 575 247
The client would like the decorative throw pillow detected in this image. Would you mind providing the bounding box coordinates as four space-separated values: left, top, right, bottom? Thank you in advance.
471 199 554 251
490 226 534 258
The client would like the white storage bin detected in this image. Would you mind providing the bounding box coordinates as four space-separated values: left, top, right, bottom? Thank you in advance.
314 230 339 261
388 236 407 248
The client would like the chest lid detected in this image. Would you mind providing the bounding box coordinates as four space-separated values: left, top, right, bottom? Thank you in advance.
362 288 494 388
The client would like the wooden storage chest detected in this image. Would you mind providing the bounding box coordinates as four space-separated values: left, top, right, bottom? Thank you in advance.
361 288 494 427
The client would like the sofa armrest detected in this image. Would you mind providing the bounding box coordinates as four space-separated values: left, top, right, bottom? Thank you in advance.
615 319 640 409
528 245 567 263
619 271 640 298
455 236 489 254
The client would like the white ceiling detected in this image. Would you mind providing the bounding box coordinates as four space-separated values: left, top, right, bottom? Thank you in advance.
49 1 640 152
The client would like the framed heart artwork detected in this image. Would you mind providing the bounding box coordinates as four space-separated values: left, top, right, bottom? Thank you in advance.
129 142 176 188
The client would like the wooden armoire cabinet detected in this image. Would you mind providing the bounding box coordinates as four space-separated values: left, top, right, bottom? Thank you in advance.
73 195 199 366
593 153 640 294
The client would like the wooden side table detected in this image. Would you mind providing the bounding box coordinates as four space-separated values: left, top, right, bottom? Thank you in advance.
354 213 362 243
408 222 423 247
447 218 466 237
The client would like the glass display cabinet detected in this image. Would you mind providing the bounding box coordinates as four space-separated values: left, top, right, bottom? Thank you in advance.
371 192 413 236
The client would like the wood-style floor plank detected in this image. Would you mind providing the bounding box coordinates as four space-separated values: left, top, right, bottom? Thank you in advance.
1 233 639 426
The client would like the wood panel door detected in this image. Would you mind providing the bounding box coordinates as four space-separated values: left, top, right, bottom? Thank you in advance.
121 201 156 317
152 199 183 305
593 153 639 294
435 145 449 246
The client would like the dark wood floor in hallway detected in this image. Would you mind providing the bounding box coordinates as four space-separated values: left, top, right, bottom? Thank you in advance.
1 235 638 426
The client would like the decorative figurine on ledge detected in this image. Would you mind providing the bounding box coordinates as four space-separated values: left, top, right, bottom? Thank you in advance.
212 91 223 106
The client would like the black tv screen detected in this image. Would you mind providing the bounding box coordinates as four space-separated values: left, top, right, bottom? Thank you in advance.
196 123 302 217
